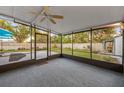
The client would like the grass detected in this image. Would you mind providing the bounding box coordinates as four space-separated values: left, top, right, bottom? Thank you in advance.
0 48 118 64
51 48 118 64
0 48 47 53
0 49 30 53
51 48 61 53
92 54 118 63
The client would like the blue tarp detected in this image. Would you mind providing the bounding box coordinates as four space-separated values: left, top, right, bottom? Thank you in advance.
0 28 12 39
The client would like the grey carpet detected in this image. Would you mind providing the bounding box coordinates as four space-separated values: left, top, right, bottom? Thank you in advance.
0 58 124 87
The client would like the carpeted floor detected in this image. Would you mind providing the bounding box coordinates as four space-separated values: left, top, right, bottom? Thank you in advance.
0 58 124 87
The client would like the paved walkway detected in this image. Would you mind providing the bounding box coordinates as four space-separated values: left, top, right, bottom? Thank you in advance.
0 51 58 65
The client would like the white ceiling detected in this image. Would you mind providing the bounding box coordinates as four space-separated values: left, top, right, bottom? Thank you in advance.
0 6 124 34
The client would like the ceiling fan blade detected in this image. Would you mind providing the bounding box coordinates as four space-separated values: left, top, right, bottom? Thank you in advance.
49 18 56 24
40 17 45 22
49 15 64 19
30 8 45 15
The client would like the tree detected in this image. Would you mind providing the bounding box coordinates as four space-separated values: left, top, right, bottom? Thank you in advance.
0 19 5 27
0 19 14 31
73 32 89 43
11 25 30 43
35 34 47 43
55 35 61 43
62 35 72 43
92 27 115 43
0 19 30 43
51 34 61 43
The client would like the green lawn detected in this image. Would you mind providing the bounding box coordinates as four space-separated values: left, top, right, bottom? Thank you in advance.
0 49 30 53
52 48 118 64
51 48 61 53
0 48 47 53
0 48 118 64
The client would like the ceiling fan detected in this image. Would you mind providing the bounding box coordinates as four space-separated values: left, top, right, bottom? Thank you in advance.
31 6 64 24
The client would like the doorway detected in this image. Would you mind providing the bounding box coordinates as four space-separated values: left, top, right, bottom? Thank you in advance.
34 33 48 60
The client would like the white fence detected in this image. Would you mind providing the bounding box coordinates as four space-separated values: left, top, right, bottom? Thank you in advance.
0 42 122 56
0 42 31 50
0 42 61 50
0 42 103 51
62 43 104 52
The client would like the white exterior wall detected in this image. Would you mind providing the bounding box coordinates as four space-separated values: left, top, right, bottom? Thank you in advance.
114 36 122 56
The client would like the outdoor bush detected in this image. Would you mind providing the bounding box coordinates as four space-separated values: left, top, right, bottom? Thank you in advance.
18 48 26 50
92 50 100 54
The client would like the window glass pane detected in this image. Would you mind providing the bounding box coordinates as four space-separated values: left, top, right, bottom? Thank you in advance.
31 27 35 59
0 19 31 65
62 34 72 55
73 32 91 58
35 33 47 59
51 33 61 55
34 29 48 59
92 23 123 64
